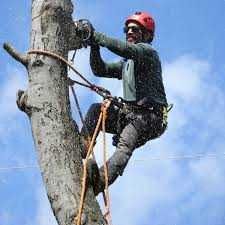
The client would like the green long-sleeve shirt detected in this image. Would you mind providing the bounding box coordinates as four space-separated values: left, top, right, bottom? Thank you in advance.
90 31 168 106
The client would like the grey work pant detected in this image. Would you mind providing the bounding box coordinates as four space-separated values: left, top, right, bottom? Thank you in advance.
81 103 166 182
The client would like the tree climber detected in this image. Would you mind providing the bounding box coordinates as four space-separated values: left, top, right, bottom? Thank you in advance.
76 11 168 194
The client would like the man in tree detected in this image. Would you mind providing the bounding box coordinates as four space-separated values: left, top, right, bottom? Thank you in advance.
78 11 168 189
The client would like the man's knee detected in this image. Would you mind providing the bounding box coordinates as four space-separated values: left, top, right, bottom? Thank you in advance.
118 123 139 153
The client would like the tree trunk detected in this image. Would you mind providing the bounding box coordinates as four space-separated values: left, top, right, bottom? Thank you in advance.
5 0 106 225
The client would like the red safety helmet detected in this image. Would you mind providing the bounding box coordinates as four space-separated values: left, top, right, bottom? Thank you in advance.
125 11 155 34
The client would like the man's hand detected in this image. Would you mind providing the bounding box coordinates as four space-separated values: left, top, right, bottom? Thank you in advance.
74 19 95 47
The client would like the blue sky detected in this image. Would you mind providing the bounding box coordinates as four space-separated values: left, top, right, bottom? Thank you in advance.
1 1 225 225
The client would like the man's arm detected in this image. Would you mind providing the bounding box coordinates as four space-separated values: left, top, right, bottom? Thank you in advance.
92 31 148 60
90 45 122 79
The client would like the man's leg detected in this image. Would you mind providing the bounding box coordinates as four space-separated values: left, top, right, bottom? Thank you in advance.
88 121 139 195
100 122 139 185
93 110 166 195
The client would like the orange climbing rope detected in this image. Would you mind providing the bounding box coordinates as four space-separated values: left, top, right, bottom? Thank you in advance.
102 100 112 225
75 99 112 225
75 109 103 225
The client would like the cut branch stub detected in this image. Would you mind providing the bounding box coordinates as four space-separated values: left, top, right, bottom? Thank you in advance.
16 90 32 115
3 43 28 67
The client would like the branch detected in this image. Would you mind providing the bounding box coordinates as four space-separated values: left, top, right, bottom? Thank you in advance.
16 90 32 115
3 43 28 67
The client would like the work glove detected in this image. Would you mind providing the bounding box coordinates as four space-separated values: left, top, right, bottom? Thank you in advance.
74 19 95 47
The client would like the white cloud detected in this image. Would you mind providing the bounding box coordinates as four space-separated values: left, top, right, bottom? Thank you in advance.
190 157 225 196
163 55 210 103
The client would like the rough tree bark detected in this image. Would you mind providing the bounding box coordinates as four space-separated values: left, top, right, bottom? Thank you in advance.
4 0 106 225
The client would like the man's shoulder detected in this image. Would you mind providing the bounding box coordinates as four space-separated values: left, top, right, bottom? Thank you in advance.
137 42 153 49
136 43 159 58
137 43 158 53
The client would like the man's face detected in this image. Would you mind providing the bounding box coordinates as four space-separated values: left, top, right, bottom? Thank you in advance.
125 22 143 43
